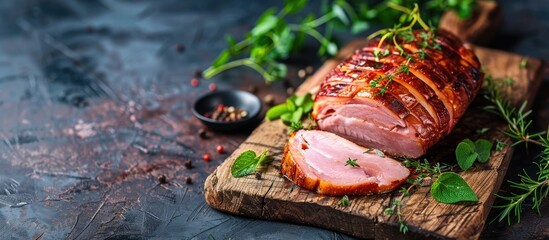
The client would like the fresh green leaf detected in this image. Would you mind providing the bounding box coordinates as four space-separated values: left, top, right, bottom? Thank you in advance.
283 0 308 14
332 4 350 25
266 103 289 120
231 150 258 177
338 195 350 206
302 100 314 113
294 93 312 106
270 63 288 81
456 140 477 170
286 97 296 112
212 50 230 68
291 107 304 123
280 112 293 123
431 172 478 204
475 139 492 163
351 21 370 34
252 15 278 37
256 150 273 169
495 139 507 151
273 27 295 59
231 150 271 177
289 121 304 133
250 46 269 62
225 35 237 48
326 42 338 56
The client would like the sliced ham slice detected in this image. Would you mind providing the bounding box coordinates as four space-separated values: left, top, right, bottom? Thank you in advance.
281 130 410 196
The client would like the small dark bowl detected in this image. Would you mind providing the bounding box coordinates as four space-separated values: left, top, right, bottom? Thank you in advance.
192 90 262 132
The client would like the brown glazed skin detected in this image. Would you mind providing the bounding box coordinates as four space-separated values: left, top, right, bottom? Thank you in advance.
312 29 483 157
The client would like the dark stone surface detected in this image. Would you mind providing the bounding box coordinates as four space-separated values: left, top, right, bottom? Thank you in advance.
0 0 546 239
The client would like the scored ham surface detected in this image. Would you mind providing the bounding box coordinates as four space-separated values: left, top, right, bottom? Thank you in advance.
281 130 410 196
312 29 483 158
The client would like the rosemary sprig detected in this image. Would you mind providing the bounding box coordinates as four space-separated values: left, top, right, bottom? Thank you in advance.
482 74 549 224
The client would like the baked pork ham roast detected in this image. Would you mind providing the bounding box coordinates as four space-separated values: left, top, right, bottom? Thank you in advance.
281 130 410 196
313 29 482 158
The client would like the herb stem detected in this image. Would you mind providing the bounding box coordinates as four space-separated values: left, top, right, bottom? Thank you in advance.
293 12 336 29
204 58 272 81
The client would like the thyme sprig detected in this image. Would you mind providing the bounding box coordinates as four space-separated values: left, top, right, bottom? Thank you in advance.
368 3 431 58
370 63 411 96
384 159 452 233
482 74 549 224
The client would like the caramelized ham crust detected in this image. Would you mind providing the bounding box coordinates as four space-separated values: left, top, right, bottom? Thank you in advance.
313 30 483 158
281 130 410 196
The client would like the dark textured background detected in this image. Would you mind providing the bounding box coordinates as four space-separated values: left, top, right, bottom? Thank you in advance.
0 0 547 239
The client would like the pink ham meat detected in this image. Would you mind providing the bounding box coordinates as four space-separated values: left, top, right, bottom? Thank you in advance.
281 130 410 196
312 30 483 158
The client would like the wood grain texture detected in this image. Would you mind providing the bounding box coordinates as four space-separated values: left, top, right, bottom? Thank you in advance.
204 43 544 239
439 1 502 45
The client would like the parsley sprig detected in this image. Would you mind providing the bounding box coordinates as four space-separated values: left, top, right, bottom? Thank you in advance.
203 0 476 83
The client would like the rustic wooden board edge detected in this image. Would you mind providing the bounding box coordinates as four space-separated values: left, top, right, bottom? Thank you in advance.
204 41 545 239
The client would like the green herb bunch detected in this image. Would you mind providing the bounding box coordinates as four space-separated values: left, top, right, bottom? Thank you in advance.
203 0 477 83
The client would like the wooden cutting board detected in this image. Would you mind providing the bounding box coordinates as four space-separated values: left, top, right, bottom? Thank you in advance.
204 43 543 239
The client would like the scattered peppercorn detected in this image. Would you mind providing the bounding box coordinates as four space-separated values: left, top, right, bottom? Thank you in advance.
175 43 185 53
298 69 306 78
286 87 295 95
158 174 167 184
209 83 217 91
255 172 262 180
198 128 207 139
263 94 275 106
186 177 193 184
216 145 224 154
305 66 314 74
203 153 211 161
86 25 95 33
247 85 258 94
191 78 199 87
193 69 203 79
184 160 193 169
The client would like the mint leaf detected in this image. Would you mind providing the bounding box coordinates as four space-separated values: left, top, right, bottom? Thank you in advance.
283 0 308 14
231 150 258 177
294 93 312 107
456 138 493 169
475 139 493 163
266 103 289 120
231 150 271 177
351 21 370 34
212 50 230 68
252 15 278 37
431 172 478 204
291 107 303 123
456 141 477 170
280 112 293 124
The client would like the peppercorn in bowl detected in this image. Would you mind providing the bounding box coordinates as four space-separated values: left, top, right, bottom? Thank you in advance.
193 90 261 132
